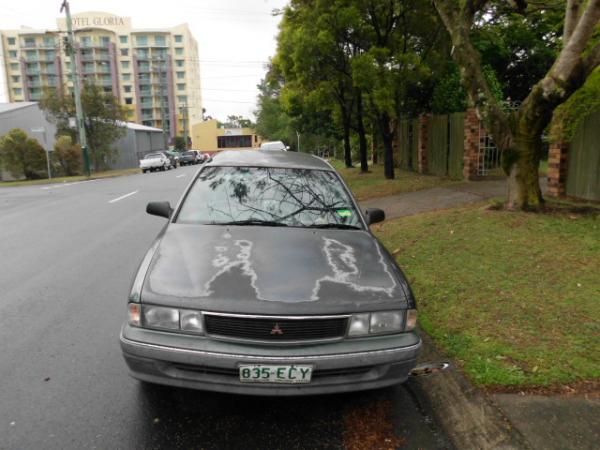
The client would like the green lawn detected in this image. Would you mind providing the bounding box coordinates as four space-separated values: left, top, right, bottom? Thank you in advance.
329 159 458 200
374 203 600 389
0 168 141 187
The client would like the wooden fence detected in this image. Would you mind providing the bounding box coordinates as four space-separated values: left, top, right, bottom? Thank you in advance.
397 112 464 179
566 110 600 201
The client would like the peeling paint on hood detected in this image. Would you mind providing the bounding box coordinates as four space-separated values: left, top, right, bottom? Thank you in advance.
141 224 413 315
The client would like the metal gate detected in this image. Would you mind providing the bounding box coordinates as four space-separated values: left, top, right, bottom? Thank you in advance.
477 122 501 176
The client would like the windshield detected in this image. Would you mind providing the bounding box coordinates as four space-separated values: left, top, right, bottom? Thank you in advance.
176 166 362 229
145 153 163 159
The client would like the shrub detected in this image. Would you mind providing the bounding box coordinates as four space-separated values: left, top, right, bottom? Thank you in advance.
52 135 83 176
0 128 47 179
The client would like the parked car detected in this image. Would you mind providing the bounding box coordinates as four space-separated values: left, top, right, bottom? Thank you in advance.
260 141 288 151
121 150 420 395
164 150 180 169
139 152 171 173
179 150 199 166
192 150 207 163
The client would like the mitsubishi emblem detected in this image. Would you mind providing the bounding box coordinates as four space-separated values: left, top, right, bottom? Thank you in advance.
270 323 284 335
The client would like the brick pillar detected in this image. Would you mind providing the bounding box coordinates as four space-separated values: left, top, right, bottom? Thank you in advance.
463 108 480 180
547 142 569 197
417 114 429 173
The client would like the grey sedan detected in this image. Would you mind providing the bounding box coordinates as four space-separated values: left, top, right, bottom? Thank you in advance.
120 150 421 395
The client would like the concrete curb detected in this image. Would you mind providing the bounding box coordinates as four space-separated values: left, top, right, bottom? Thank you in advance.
414 331 531 450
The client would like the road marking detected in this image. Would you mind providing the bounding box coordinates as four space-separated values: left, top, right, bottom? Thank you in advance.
108 190 138 204
176 174 186 178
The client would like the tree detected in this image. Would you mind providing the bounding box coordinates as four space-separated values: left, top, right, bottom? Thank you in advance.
40 82 127 172
52 135 82 176
433 0 600 209
274 1 359 168
0 129 47 179
223 115 254 129
173 136 187 151
348 0 446 179
255 77 297 148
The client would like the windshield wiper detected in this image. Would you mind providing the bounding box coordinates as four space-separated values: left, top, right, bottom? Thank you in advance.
307 223 361 230
217 219 288 227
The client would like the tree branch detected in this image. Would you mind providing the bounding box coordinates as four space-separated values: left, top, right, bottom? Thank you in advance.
563 0 583 43
433 0 513 149
543 0 600 93
583 41 600 76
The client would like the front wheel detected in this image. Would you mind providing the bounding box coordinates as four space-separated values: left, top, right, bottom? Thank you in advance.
161 164 166 172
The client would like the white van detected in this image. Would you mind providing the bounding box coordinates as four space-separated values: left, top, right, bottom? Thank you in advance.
259 141 289 151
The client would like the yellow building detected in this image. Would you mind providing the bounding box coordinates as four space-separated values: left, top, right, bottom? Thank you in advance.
191 119 261 153
1 11 202 141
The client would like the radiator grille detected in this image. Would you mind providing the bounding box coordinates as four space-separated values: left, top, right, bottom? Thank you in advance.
204 314 348 342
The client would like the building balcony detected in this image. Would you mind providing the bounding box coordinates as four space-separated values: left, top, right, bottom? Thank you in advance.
26 69 40 75
29 91 42 100
81 53 95 61
28 79 42 87
141 113 155 120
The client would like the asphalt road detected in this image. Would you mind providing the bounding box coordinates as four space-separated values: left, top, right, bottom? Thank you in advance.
0 166 453 450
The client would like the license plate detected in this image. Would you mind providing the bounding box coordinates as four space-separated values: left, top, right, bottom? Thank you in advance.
239 364 313 384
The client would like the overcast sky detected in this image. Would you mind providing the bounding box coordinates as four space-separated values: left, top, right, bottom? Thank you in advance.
0 0 288 121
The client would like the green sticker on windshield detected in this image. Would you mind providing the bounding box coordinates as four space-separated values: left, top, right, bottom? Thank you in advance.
337 209 353 218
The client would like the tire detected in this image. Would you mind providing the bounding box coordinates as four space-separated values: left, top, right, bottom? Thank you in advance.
161 164 166 172
142 169 147 173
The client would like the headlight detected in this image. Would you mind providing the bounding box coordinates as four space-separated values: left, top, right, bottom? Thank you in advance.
348 313 370 337
348 310 415 337
405 309 417 331
180 310 204 333
128 304 205 335
370 311 403 334
128 303 141 326
143 305 179 330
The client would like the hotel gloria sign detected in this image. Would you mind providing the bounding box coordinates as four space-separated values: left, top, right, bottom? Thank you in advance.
67 13 131 29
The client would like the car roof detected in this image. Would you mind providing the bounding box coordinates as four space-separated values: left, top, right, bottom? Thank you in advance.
206 150 333 171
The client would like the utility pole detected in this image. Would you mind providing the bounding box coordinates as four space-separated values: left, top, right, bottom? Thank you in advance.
60 0 90 176
182 103 188 150
296 130 300 153
156 56 169 148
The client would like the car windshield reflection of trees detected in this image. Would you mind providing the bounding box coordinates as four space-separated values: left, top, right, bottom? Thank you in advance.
177 167 361 229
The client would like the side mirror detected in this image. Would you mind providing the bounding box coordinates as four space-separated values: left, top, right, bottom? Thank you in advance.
146 201 172 219
365 208 385 225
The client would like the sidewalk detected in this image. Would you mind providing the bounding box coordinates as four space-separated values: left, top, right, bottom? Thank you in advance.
361 177 511 219
361 177 599 450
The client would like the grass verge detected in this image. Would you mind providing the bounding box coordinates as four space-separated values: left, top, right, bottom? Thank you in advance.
374 202 600 389
329 159 458 201
0 168 141 187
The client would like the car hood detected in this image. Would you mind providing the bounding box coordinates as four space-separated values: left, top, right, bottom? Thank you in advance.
140 224 412 314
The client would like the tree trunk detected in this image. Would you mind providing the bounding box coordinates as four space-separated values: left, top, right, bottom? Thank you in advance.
372 125 378 165
379 111 395 179
342 112 353 168
506 128 544 209
356 90 369 172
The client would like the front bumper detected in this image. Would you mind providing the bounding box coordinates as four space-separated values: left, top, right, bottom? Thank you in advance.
120 324 421 395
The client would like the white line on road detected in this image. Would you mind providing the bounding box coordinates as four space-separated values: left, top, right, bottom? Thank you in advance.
176 174 186 178
108 190 138 204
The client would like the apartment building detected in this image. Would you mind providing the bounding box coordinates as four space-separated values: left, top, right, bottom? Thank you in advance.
1 11 202 142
